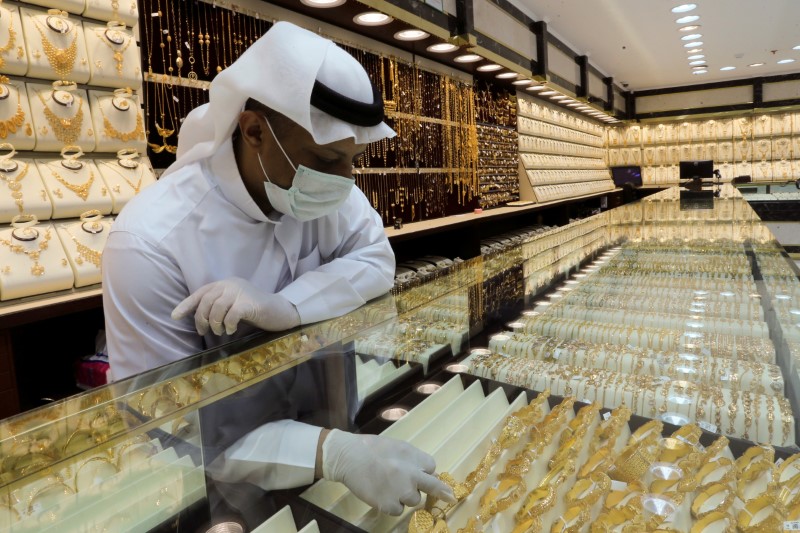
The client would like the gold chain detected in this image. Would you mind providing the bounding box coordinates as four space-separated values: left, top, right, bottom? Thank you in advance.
47 166 94 201
94 28 132 75
0 227 51 276
64 226 102 267
99 100 144 142
32 17 78 79
0 162 29 213
37 92 84 145
101 161 143 193
0 9 17 68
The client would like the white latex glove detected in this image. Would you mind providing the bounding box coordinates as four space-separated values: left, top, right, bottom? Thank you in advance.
171 277 300 336
322 429 456 516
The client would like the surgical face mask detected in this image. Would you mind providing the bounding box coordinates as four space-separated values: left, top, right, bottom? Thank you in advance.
257 116 354 221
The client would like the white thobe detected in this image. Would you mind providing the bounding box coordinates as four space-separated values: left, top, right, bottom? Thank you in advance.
102 137 395 489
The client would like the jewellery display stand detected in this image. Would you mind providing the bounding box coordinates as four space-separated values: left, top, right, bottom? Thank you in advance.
0 3 29 77
20 0 84 16
88 90 147 153
0 221 73 300
20 8 91 83
94 154 155 213
36 157 112 218
517 95 615 203
55 215 112 287
83 0 140 28
84 22 142 89
0 79 35 151
27 83 95 152
0 158 51 223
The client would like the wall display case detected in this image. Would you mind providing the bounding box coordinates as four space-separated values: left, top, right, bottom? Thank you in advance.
2 185 798 532
517 94 615 203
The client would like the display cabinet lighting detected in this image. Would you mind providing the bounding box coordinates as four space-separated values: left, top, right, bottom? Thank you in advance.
679 25 701 31
689 60 706 65
300 0 346 7
719 66 736 71
526 85 546 91
393 29 429 41
794 45 800 50
477 63 503 72
681 34 702 41
748 62 765 67
496 72 518 79
426 42 458 53
686 48 703 53
567 102 582 107
692 69 707 74
512 78 533 85
683 41 703 48
778 59 796 64
671 4 697 14
676 15 699 23
454 53 482 63
539 90 558 95
687 54 705 60
353 11 393 25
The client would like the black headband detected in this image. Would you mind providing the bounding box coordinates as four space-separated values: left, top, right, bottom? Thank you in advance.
310 79 385 127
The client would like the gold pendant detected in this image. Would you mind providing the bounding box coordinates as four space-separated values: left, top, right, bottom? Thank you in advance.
31 263 45 276
25 123 32 136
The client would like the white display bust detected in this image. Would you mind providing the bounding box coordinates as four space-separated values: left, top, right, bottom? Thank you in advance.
0 3 29 76
55 210 112 287
0 144 51 223
85 21 142 89
0 214 73 301
89 89 146 153
21 8 90 83
0 77 35 150
95 149 156 213
27 81 95 152
37 146 112 219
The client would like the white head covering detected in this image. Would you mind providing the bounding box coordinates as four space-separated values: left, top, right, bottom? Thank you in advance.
162 21 395 178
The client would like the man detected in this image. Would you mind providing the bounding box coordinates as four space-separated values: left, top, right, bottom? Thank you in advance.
103 21 453 518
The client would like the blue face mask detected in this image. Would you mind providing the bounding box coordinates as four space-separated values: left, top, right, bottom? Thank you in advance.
257 116 354 221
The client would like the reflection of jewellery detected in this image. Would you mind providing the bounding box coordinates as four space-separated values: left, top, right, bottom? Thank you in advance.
38 92 84 145
27 481 74 518
32 15 78 79
74 455 118 492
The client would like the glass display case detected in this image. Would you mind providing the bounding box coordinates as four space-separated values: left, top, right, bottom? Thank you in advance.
1 185 799 533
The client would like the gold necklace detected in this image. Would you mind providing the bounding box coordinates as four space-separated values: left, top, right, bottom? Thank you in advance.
0 81 25 139
0 161 29 213
47 164 94 201
32 16 78 79
0 8 17 69
94 28 132 75
64 225 102 267
0 227 51 276
99 99 144 142
37 92 84 145
101 161 143 193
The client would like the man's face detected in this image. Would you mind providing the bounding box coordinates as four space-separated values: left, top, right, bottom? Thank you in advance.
261 115 367 190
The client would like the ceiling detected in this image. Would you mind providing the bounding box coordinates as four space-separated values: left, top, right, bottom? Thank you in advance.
511 0 800 92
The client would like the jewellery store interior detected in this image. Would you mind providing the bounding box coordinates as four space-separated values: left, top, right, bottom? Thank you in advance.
2 0 800 531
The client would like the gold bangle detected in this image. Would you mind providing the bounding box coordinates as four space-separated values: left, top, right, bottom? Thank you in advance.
550 504 590 533
538 457 575 488
658 437 692 464
74 455 118 493
735 444 774 474
695 457 735 490
27 481 74 518
777 452 800 485
690 511 735 533
604 480 646 510
629 419 663 445
691 482 735 519
515 484 555 523
611 444 655 483
736 460 776 502
566 471 611 508
736 494 783 533
579 447 613 478
671 423 702 446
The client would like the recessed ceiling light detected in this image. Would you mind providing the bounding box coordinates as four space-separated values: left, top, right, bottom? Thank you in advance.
512 78 532 85
393 29 430 41
676 15 700 23
679 25 701 32
353 12 393 25
778 59 796 64
681 34 702 41
496 72 518 79
687 54 705 60
300 0 346 6
686 48 703 54
454 53 482 63
426 43 458 53
689 60 706 66
550 95 567 100
672 4 697 13
477 63 503 72
692 69 707 74
684 41 703 48
794 45 800 50
720 66 736 71
540 90 558 95
748 62 765 67
527 85 546 91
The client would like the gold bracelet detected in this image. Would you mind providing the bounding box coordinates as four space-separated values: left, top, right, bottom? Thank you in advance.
736 460 777 502
690 511 735 533
736 493 784 533
695 457 735 490
550 504 590 533
691 482 735 520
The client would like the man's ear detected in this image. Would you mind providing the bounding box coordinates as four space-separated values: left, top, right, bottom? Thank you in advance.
238 110 266 149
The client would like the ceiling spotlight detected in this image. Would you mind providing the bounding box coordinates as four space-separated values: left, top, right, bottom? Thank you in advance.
477 63 503 72
748 62 765 67
692 69 708 74
512 78 533 85
301 0 346 6
539 90 558 95
681 34 702 41
454 53 482 63
393 29 430 41
672 4 697 13
689 60 706 66
686 48 703 53
687 54 705 60
496 72 519 79
794 45 800 50
426 42 458 53
778 59 796 64
683 41 703 48
353 12 393 25
676 15 700 23
527 85 546 91
679 25 701 32
720 66 736 71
